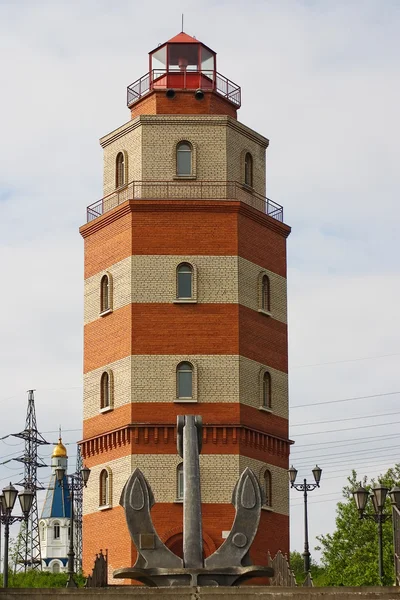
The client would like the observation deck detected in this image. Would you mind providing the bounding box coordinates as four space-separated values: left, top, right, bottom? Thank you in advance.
86 181 283 224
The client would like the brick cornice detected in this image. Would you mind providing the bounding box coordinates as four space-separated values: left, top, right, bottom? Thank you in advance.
79 423 293 462
100 114 269 149
80 199 290 240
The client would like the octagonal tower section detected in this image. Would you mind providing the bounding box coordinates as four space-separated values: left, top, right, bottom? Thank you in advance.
80 32 291 583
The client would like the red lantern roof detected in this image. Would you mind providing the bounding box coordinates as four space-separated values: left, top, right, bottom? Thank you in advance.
166 32 199 44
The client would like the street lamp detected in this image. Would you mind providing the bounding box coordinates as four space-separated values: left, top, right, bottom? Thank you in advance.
55 465 90 588
352 482 400 585
0 483 34 588
288 465 322 574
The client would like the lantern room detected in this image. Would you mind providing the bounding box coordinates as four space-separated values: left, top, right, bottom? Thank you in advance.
149 32 216 92
127 32 241 118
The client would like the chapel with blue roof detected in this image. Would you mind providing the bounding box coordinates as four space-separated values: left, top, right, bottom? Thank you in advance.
39 437 71 573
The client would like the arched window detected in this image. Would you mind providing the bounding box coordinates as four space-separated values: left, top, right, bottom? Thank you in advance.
177 463 184 500
53 522 60 540
176 362 193 399
40 522 46 541
99 469 110 507
52 562 61 574
262 275 270 312
100 371 110 409
244 152 253 187
100 274 110 313
177 263 193 299
116 152 125 188
262 372 271 409
176 142 192 176
263 470 272 507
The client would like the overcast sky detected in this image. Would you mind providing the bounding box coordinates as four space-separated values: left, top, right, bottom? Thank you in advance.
0 0 399 566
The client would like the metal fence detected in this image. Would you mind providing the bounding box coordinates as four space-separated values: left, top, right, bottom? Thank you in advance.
86 180 283 223
127 69 241 107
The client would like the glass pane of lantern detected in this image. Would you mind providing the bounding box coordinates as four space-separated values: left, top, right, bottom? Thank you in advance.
201 47 215 73
169 44 199 72
151 46 167 74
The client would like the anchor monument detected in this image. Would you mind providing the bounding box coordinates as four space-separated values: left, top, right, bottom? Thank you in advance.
114 415 274 586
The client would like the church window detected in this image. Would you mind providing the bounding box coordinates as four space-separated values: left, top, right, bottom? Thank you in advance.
176 142 192 176
100 274 112 313
99 469 110 507
53 523 60 540
262 372 271 409
176 362 193 399
177 463 184 500
261 275 270 312
116 152 125 188
177 263 193 299
52 562 61 574
100 371 111 409
244 152 253 187
40 522 46 541
262 469 272 507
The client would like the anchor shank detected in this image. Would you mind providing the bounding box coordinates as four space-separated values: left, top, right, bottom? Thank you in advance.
183 415 203 568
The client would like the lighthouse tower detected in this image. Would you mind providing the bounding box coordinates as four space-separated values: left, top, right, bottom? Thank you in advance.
40 438 71 573
80 32 291 580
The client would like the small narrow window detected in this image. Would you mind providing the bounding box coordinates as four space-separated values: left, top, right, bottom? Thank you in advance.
262 372 271 409
100 372 110 409
244 152 253 187
100 275 110 313
177 142 192 176
116 152 125 188
40 523 46 541
68 525 71 539
177 362 193 399
261 275 270 312
177 463 184 500
99 469 109 507
177 263 193 299
53 523 60 540
263 470 272 507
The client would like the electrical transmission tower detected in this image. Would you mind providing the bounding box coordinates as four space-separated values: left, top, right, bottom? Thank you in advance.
13 390 48 571
74 444 83 574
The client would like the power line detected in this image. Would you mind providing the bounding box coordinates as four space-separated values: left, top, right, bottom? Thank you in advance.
293 444 400 465
292 431 400 450
291 391 400 410
294 418 400 437
292 352 400 369
291 409 400 428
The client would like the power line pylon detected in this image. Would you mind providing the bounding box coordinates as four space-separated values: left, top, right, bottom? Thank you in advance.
74 444 83 574
12 390 48 571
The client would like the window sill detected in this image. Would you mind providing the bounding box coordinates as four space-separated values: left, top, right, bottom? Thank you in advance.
99 309 113 317
174 398 197 403
258 406 273 414
98 504 112 511
261 505 274 512
173 299 197 304
258 309 271 317
100 406 113 414
173 175 197 180
174 499 183 504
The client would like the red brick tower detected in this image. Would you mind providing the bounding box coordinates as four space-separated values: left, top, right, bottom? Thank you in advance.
80 32 291 581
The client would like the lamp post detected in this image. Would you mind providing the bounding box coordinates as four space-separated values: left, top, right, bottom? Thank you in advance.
55 465 90 588
288 465 322 574
353 483 400 585
0 483 34 588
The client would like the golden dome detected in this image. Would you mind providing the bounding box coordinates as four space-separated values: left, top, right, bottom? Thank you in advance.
52 438 67 458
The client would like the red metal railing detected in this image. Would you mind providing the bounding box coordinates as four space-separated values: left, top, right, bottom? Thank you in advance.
127 70 241 107
86 181 283 223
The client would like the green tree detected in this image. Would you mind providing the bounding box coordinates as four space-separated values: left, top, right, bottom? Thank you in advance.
316 465 400 586
289 550 326 586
